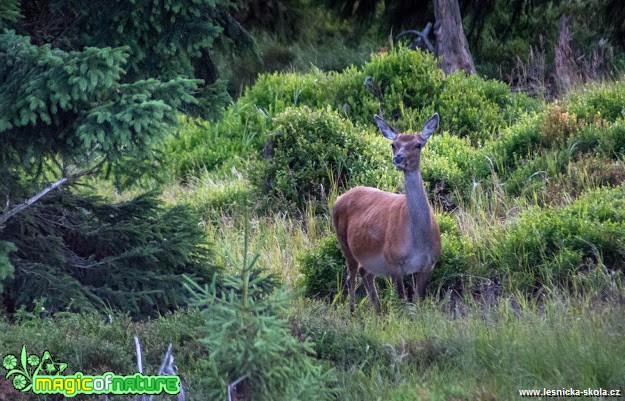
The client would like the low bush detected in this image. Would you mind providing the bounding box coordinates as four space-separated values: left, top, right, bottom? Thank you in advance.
429 213 480 294
489 114 543 174
490 187 625 293
598 118 625 156
298 234 345 300
242 47 537 136
421 132 490 202
436 73 527 144
253 107 399 210
289 303 390 370
162 108 272 181
170 171 253 225
566 81 625 122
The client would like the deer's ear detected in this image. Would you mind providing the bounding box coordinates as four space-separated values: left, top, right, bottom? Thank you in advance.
420 113 439 140
374 115 399 140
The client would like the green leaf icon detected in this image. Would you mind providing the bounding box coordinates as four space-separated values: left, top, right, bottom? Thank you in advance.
39 351 67 376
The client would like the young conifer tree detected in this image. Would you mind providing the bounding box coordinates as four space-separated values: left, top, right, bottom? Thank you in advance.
0 0 245 316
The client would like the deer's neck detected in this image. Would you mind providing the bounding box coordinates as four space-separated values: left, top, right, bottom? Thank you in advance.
404 171 435 246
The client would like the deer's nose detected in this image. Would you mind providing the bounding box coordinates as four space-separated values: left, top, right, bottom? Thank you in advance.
393 154 405 164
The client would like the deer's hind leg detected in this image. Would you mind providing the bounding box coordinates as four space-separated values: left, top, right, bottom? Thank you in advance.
345 256 359 314
361 269 381 313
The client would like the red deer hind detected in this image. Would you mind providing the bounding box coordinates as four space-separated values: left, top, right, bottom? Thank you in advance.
333 114 442 312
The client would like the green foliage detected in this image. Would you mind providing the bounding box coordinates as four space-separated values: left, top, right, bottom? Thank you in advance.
163 109 270 181
566 81 625 122
421 132 490 200
0 22 213 310
491 187 625 292
298 234 345 300
0 29 199 195
166 168 254 225
0 0 21 29
171 48 541 193
253 107 384 210
598 118 625 156
0 191 216 318
240 48 444 127
488 113 543 174
289 304 390 371
184 244 335 401
356 49 444 124
430 213 479 293
5 0 253 118
0 241 16 297
435 72 540 144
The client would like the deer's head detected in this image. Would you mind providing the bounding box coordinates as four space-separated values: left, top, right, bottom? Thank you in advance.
374 113 439 172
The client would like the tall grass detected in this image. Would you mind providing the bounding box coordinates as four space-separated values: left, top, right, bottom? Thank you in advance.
289 290 625 401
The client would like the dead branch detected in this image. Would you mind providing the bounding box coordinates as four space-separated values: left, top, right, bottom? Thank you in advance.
0 159 105 230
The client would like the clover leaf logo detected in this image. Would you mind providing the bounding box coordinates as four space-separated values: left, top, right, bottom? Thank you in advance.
2 346 67 393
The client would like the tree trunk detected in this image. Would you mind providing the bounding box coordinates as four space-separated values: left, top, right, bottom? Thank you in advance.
434 0 476 75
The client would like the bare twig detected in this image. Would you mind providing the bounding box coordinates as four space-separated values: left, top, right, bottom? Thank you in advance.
228 375 248 401
0 159 105 230
0 176 68 228
148 343 185 401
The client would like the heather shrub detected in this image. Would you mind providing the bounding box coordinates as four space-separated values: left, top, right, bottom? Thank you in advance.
490 187 625 293
566 82 625 122
253 107 401 210
298 234 345 300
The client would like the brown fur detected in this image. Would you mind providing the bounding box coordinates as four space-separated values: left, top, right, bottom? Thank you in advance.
332 114 442 312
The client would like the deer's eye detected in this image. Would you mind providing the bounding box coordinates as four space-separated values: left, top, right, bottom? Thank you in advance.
415 143 422 149
391 143 396 150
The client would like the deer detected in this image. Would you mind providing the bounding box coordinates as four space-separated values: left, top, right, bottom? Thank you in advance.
332 113 442 313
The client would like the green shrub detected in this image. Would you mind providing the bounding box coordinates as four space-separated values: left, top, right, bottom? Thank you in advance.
241 69 333 115
421 132 490 201
435 73 513 144
356 48 444 123
298 234 345 300
598 118 625 157
175 172 253 225
491 187 625 292
163 107 272 180
489 113 543 174
503 149 570 199
253 107 392 210
165 47 544 184
430 213 480 293
289 303 389 370
566 82 625 122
